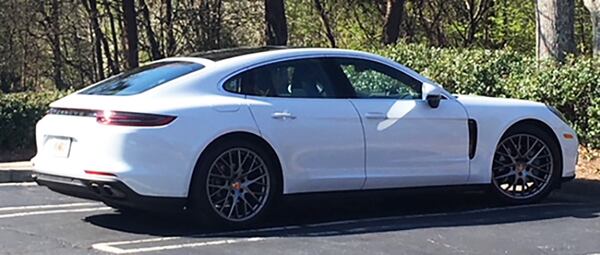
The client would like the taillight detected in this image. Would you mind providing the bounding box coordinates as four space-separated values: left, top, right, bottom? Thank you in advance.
96 110 176 126
84 170 117 177
48 107 97 117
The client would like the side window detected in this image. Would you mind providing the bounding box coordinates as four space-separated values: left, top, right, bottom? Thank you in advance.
223 77 241 93
335 58 421 99
223 59 339 98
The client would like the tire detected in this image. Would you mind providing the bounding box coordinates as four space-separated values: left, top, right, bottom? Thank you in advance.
490 124 561 204
189 138 281 228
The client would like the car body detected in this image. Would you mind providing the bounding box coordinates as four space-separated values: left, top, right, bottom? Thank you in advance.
32 47 579 225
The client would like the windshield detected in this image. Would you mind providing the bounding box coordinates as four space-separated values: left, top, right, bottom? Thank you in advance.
79 61 203 96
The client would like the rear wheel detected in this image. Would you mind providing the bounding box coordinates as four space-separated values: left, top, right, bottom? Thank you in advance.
189 139 280 227
490 125 561 204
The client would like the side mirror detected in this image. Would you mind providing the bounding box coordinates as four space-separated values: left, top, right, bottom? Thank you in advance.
422 83 442 108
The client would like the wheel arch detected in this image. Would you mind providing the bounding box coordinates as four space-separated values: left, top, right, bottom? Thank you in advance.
187 131 284 200
500 118 564 177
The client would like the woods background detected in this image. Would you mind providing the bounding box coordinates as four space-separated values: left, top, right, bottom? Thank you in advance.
0 0 598 93
1 0 600 160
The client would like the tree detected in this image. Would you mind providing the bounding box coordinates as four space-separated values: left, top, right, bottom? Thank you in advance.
584 0 600 56
382 0 406 45
265 0 288 45
122 0 139 69
103 0 120 73
313 0 336 48
448 0 494 46
536 0 577 62
164 0 176 56
140 0 162 60
38 0 67 90
82 0 117 79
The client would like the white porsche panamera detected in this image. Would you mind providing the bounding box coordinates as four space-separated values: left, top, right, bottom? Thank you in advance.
32 47 579 226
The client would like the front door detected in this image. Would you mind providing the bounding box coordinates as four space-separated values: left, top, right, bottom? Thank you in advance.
327 57 470 189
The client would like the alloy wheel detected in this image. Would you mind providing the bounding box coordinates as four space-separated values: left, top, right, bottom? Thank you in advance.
205 148 271 222
492 134 554 199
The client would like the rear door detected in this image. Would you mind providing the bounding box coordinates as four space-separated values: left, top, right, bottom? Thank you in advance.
224 58 365 193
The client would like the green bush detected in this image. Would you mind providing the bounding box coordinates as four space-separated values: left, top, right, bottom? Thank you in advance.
360 44 600 148
0 91 69 156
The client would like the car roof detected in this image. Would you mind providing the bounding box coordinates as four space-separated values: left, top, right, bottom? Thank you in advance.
161 47 446 97
186 46 290 61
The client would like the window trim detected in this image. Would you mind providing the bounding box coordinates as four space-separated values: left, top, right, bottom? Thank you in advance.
220 56 344 99
218 54 454 100
218 54 324 97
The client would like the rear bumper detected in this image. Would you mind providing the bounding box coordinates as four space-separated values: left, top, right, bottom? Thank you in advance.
33 173 186 212
33 113 199 198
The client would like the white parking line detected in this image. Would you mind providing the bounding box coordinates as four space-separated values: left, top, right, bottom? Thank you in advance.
0 182 37 187
93 237 269 254
0 207 112 219
0 202 102 212
92 202 577 254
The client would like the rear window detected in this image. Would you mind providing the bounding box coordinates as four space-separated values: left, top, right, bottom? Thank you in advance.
79 61 203 96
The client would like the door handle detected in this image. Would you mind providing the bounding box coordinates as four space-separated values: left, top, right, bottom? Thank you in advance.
364 112 387 119
271 111 297 120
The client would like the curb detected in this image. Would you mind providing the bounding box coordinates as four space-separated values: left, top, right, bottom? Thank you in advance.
0 170 34 183
0 161 34 183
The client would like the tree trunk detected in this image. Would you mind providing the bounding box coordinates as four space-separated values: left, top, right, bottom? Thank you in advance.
140 0 163 60
313 0 336 48
264 0 288 45
96 2 117 77
382 0 405 45
165 0 176 56
584 0 600 56
50 0 66 90
463 0 493 47
536 0 576 62
103 0 120 73
84 0 115 79
122 0 139 69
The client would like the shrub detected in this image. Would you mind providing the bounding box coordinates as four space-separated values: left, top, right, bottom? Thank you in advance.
0 91 69 158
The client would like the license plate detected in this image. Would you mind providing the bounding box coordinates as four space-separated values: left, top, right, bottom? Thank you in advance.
45 137 72 158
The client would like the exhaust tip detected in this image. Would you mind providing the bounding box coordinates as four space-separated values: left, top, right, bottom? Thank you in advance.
102 185 114 196
90 183 101 194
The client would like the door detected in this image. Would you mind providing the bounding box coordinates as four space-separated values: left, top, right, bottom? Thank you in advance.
327 57 470 189
224 58 365 193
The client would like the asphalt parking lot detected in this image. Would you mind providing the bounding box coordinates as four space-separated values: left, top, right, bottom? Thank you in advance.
0 181 599 255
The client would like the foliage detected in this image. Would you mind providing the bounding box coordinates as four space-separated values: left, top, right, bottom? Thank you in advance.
0 91 69 155
0 0 595 92
341 62 420 98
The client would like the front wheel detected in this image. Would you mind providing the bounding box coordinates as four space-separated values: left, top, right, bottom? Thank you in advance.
490 125 561 204
189 139 280 227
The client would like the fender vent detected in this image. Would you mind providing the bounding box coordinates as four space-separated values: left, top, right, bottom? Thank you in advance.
468 119 478 159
